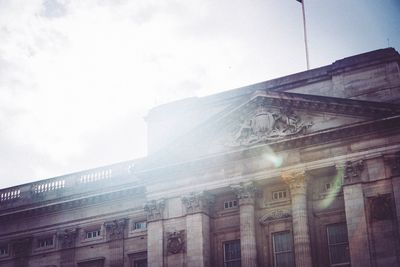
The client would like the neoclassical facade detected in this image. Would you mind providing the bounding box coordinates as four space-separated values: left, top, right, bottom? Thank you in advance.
1 48 400 267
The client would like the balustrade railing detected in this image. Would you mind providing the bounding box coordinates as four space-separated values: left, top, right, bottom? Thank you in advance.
0 160 138 208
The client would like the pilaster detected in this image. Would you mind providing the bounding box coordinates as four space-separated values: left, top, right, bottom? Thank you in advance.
341 160 372 267
104 219 127 267
182 192 213 267
282 170 312 267
231 181 258 267
144 199 165 267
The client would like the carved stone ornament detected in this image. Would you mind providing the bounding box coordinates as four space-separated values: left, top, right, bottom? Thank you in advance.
281 170 308 194
181 192 214 215
58 229 77 248
144 199 165 221
370 195 393 221
343 160 364 184
231 181 259 205
167 230 185 254
105 219 127 240
228 106 313 146
259 209 291 225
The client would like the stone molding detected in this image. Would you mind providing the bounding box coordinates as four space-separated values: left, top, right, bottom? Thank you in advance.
144 199 165 221
105 219 127 241
58 228 78 249
343 160 364 184
281 170 308 195
259 209 291 225
167 230 185 254
0 187 142 222
231 181 259 205
181 191 214 215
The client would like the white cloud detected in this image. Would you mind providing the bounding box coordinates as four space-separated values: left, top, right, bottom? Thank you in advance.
0 0 399 188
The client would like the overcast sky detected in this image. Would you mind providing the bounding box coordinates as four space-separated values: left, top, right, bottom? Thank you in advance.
0 0 399 189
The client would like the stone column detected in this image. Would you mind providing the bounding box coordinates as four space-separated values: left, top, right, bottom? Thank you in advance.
144 199 165 267
182 192 213 267
231 181 258 267
104 219 127 267
342 161 371 267
282 170 312 267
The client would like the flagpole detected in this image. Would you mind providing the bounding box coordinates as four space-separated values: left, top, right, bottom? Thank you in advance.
301 0 310 70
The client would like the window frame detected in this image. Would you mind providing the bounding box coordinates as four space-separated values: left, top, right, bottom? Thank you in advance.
0 244 9 257
272 231 294 267
326 223 350 267
223 239 241 267
223 200 238 210
133 221 147 231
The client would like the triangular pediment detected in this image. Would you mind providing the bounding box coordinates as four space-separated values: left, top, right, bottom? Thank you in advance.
148 91 400 164
218 91 400 148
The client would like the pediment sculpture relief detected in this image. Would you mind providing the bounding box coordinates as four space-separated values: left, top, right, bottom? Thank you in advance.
229 106 313 146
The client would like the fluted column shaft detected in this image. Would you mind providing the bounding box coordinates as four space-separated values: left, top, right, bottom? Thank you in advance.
282 171 313 267
232 182 257 267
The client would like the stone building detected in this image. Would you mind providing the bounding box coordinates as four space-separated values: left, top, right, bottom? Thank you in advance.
1 47 400 267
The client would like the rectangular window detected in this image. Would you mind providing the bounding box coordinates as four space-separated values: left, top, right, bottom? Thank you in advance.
223 240 241 267
272 190 287 200
133 221 147 230
86 229 101 239
0 245 8 256
272 231 294 267
37 237 54 248
327 224 350 267
224 200 238 209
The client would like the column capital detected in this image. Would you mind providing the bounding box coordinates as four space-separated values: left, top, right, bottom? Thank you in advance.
181 191 214 215
343 160 364 184
144 199 165 222
231 181 258 205
281 170 308 194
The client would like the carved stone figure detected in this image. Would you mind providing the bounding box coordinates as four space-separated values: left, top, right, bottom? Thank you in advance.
230 107 312 146
167 230 185 254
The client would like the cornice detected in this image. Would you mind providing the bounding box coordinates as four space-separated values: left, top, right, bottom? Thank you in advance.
0 187 144 221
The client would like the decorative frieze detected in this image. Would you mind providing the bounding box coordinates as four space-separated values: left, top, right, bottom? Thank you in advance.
144 199 165 221
259 209 291 225
167 230 185 254
181 192 214 215
231 181 259 205
58 229 77 249
105 219 127 240
343 160 364 184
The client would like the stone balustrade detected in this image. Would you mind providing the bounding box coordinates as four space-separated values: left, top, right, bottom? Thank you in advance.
0 160 138 209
